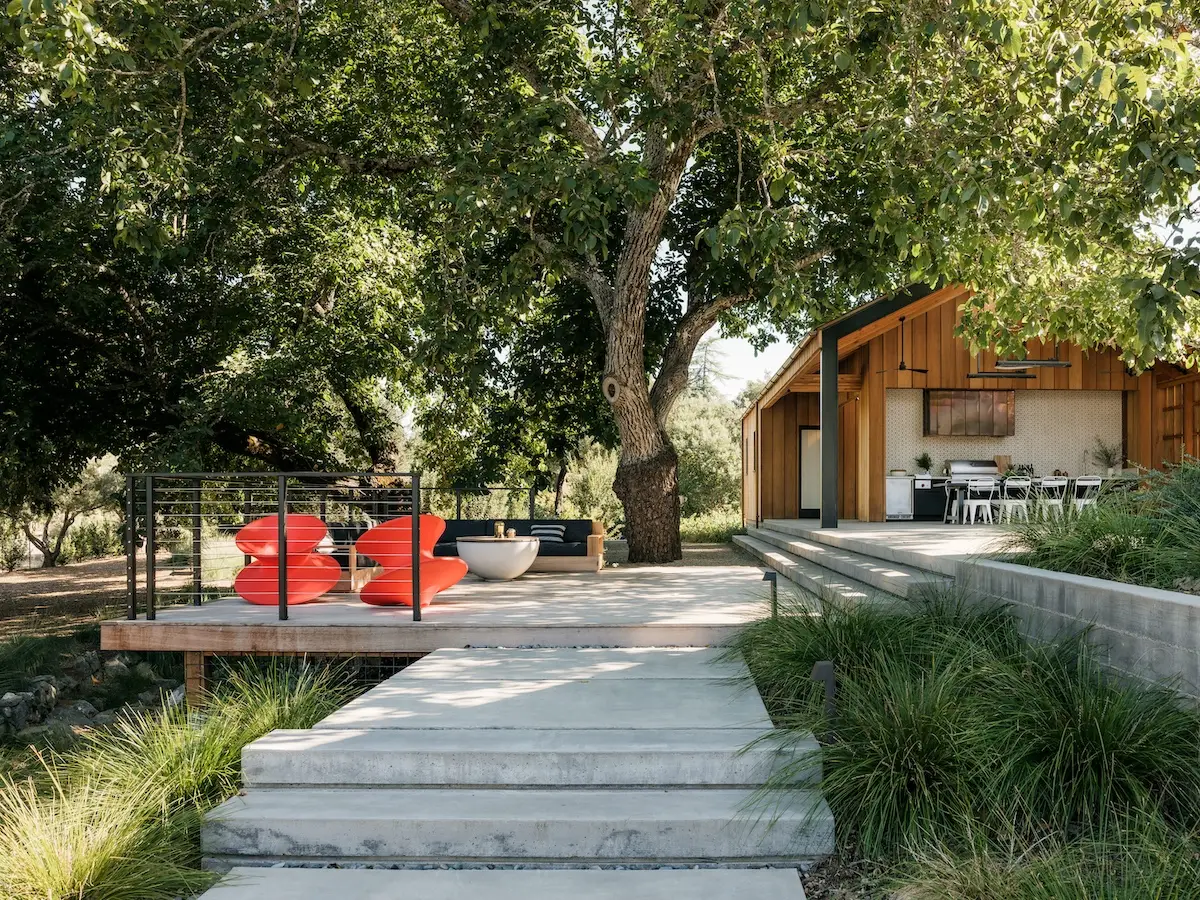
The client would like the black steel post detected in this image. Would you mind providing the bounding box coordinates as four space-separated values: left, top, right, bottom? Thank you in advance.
277 475 288 621
242 489 252 566
762 570 778 618
126 475 137 619
810 660 837 744
529 486 536 520
191 478 202 605
144 475 156 620
455 489 462 520
411 473 421 621
819 336 840 528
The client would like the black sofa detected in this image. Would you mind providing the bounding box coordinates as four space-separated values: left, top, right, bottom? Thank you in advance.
432 519 604 571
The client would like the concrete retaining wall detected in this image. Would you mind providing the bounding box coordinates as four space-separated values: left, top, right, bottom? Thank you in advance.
960 558 1200 697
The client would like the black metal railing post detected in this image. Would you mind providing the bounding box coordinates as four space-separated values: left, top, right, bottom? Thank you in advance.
411 472 421 621
191 478 203 605
529 486 536 520
144 475 156 620
126 475 137 619
455 489 462 520
277 475 288 621
242 489 252 566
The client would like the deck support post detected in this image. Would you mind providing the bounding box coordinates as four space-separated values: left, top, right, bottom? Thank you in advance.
820 335 840 529
184 651 207 707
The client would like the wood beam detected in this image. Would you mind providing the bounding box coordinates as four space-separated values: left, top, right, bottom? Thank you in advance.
789 375 863 392
759 333 821 408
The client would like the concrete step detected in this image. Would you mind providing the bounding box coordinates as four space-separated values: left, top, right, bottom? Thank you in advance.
244 727 818 788
760 520 972 578
745 528 950 599
202 787 834 865
399 647 749 682
311 675 773 732
733 535 875 604
199 866 808 899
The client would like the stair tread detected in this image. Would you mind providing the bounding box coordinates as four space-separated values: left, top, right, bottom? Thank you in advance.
211 786 825 821
733 535 876 602
743 528 949 598
243 727 817 787
199 866 809 899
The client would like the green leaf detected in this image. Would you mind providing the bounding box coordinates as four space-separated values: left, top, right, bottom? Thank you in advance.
1175 153 1195 174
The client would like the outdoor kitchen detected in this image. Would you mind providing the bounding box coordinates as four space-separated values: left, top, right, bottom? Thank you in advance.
883 388 1128 522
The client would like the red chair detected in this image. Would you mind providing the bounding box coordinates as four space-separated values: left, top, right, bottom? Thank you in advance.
355 514 467 610
233 514 341 606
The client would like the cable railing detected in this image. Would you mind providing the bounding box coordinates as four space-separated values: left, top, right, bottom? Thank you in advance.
126 472 424 622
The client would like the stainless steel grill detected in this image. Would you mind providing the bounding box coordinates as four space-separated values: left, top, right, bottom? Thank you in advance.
946 459 1000 478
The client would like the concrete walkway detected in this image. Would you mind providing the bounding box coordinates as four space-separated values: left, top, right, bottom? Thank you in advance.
199 647 830 897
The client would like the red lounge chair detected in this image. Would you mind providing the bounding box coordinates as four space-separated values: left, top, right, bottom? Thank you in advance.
233 514 341 605
355 515 468 610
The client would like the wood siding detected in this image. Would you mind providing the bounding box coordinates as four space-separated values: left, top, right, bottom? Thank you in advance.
744 284 1195 524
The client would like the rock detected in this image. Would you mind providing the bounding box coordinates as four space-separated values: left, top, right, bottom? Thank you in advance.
29 680 58 718
92 710 119 727
14 724 50 743
134 661 157 681
57 675 80 696
71 699 99 719
0 693 31 731
138 688 166 706
103 657 129 678
168 684 186 708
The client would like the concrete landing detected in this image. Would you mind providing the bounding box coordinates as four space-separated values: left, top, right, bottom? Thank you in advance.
200 867 807 899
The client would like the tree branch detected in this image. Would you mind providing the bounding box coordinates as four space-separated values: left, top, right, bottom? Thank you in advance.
649 293 746 423
285 136 436 176
528 230 614 326
183 1 295 56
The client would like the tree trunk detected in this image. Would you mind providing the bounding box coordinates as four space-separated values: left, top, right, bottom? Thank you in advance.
613 440 681 563
552 460 568 516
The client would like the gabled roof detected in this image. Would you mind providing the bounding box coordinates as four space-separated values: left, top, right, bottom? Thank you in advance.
746 283 969 414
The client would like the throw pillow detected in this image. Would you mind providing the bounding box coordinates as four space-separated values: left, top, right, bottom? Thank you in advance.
530 524 566 543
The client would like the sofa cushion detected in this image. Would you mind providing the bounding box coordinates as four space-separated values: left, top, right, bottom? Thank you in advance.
530 523 566 543
507 519 594 544
533 541 586 557
440 519 495 541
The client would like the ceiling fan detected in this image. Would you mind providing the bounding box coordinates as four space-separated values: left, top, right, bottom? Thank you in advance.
876 316 929 375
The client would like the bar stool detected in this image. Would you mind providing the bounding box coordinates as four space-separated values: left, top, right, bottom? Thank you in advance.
1074 476 1102 513
1036 476 1068 520
943 479 961 524
963 477 999 524
998 476 1032 523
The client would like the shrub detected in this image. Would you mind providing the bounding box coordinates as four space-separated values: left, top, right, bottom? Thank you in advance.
0 659 353 900
63 518 123 563
736 584 1200 864
1006 459 1200 592
679 508 743 543
0 522 25 571
0 771 212 900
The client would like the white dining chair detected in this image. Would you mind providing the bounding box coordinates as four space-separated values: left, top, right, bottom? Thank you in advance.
964 477 998 524
1074 476 1102 512
998 476 1032 523
1036 476 1068 520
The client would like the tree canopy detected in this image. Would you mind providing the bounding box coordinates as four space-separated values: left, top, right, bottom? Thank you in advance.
2 0 1199 557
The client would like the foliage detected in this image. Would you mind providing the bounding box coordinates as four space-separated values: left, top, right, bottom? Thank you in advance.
1090 436 1125 470
670 390 742 516
1007 460 1200 592
62 518 122 563
4 457 122 567
4 0 1198 559
0 773 211 900
0 520 24 571
895 826 1200 900
733 586 1200 862
0 660 351 900
679 508 743 543
561 442 624 529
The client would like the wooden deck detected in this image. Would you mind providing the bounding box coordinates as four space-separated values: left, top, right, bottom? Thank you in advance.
100 565 769 656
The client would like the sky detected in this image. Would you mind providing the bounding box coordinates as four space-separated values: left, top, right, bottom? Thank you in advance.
706 330 793 402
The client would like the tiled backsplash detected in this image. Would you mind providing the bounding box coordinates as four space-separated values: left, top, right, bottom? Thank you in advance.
885 389 1123 476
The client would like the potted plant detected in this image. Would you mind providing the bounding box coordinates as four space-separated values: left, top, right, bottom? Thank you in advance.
914 451 933 475
1090 437 1123 476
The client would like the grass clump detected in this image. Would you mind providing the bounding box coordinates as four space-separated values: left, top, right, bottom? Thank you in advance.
733 584 1200 894
0 659 353 900
1007 459 1200 593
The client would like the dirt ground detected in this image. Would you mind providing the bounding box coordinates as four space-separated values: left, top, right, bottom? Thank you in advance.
0 556 187 639
620 542 757 567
